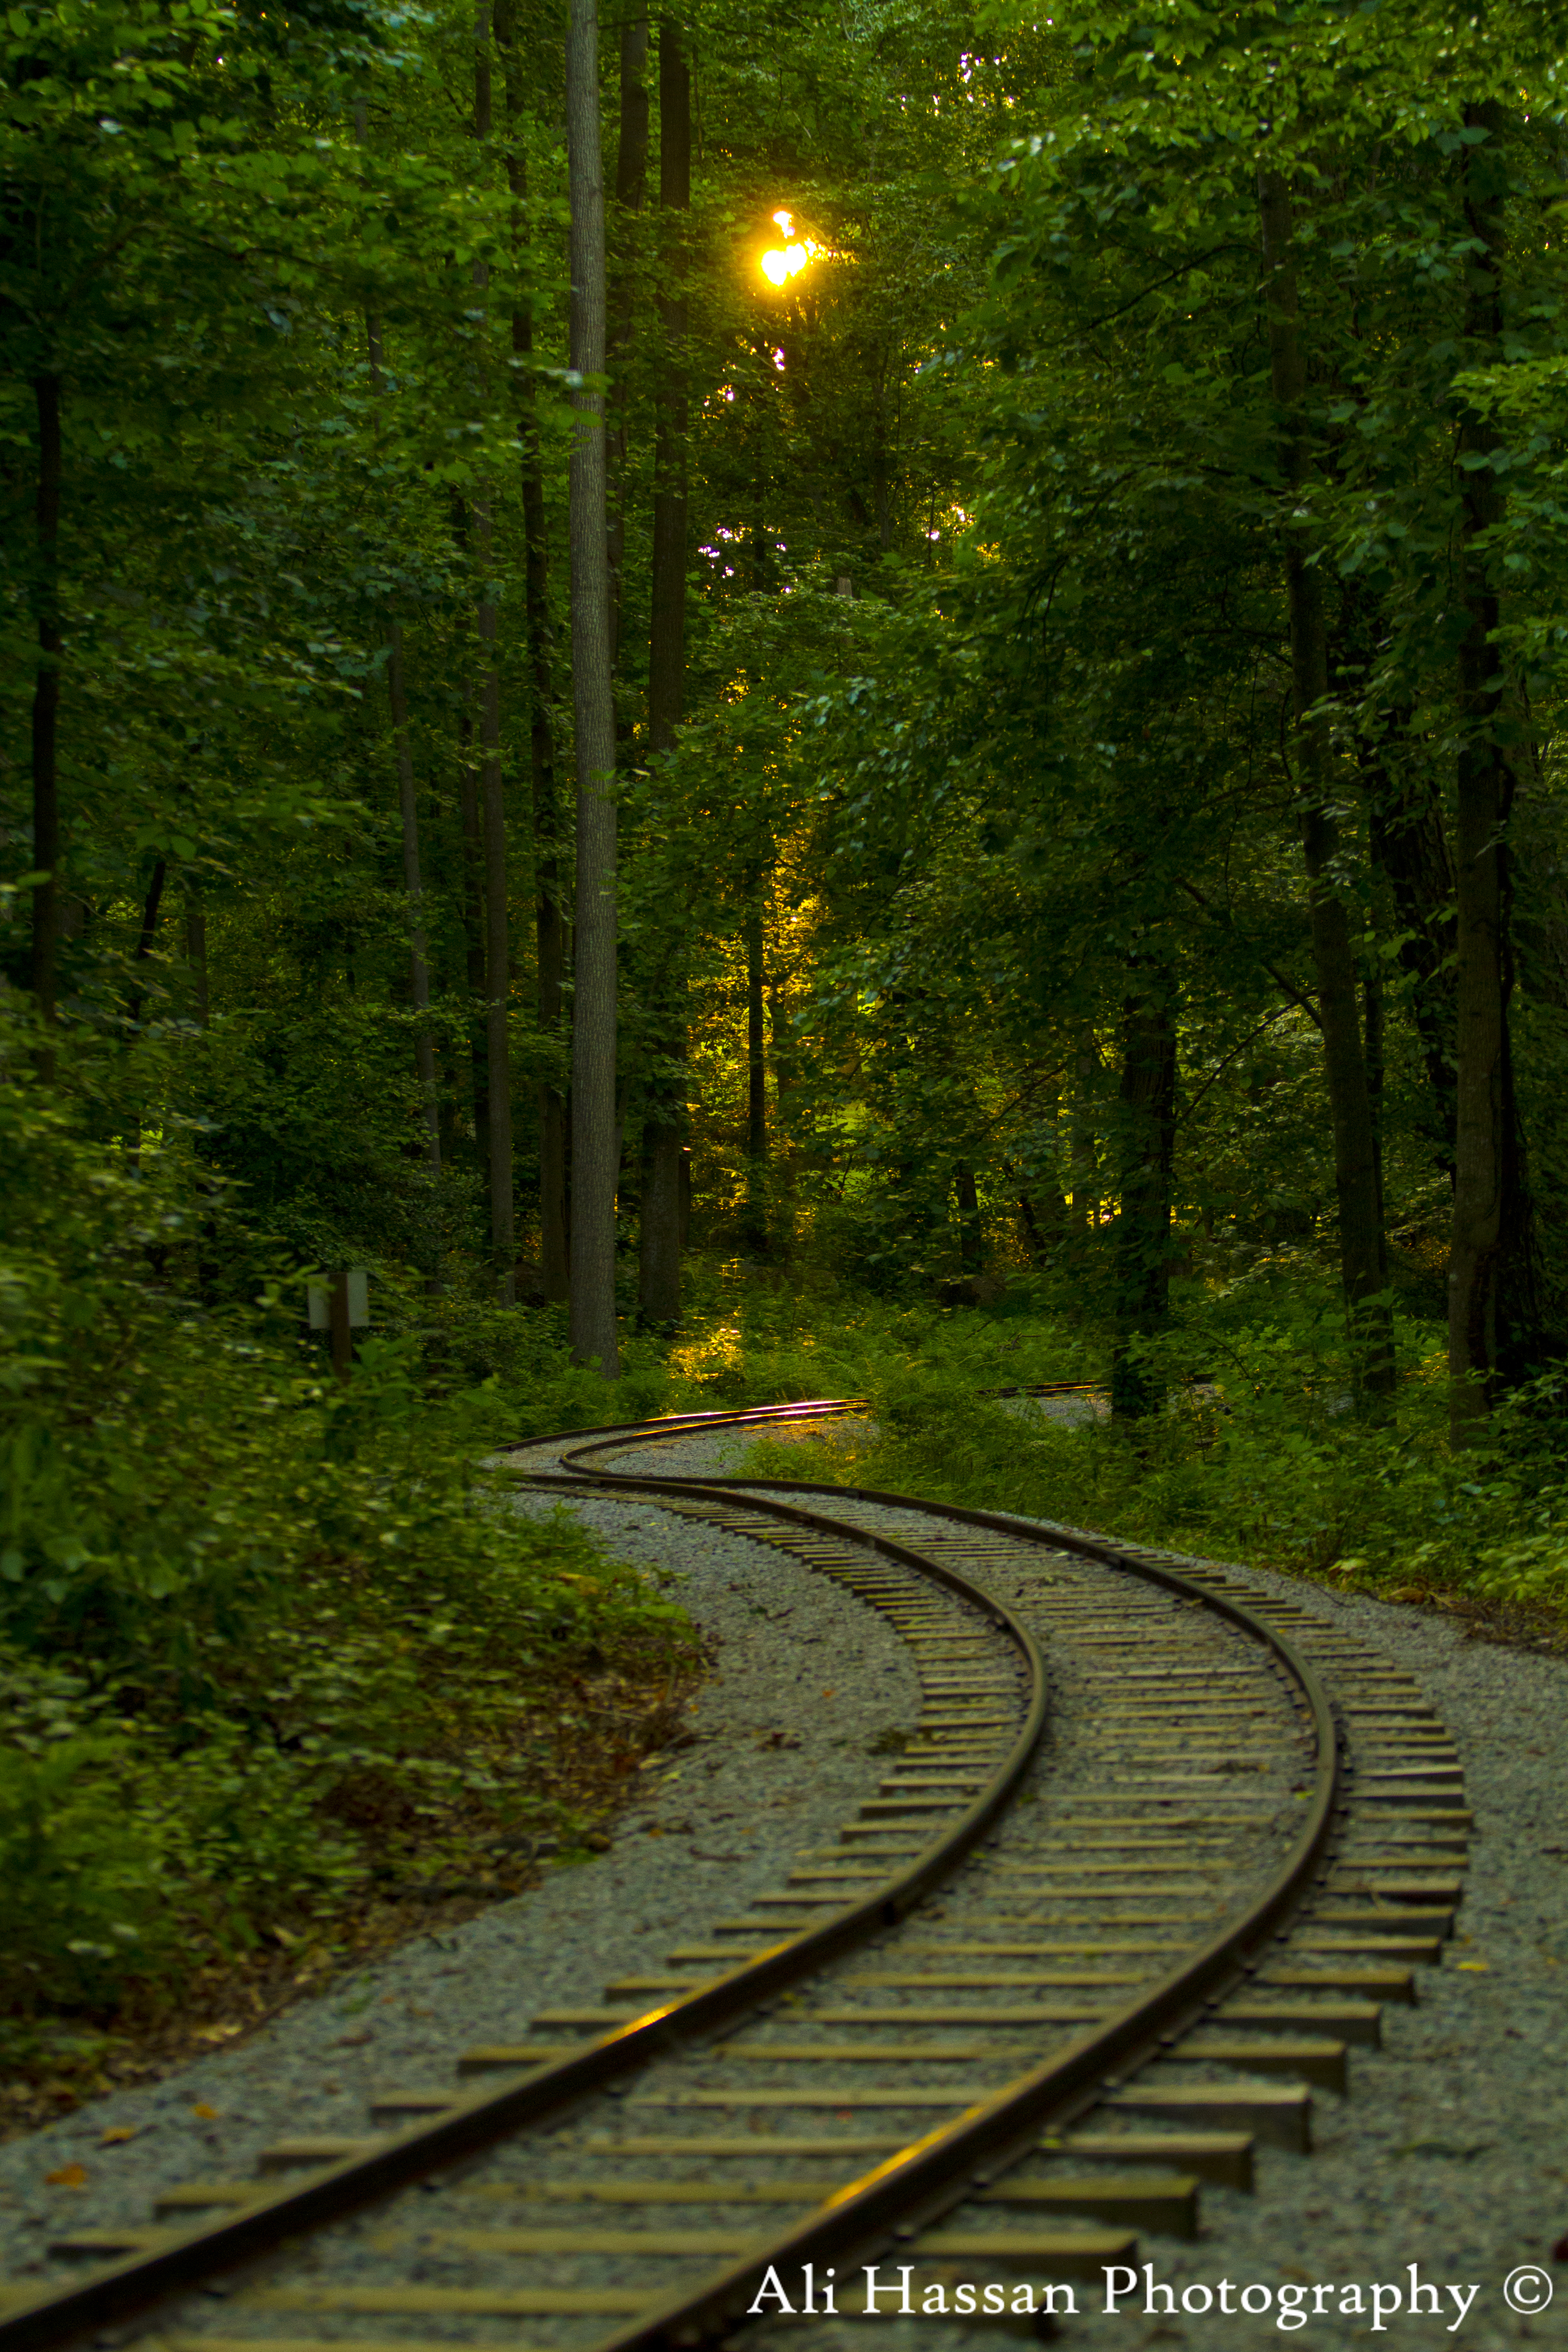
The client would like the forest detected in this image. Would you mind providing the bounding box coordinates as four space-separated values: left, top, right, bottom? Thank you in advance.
3 0 1568 2099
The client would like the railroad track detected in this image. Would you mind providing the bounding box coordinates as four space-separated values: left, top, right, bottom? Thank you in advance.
0 1399 1468 2350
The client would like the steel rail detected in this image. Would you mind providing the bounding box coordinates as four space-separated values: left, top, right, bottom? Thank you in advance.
0 1430 1043 2352
542 1423 1342 2352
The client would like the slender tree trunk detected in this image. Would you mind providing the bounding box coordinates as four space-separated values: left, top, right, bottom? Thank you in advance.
745 900 766 1165
1110 971 1178 1420
606 14 648 672
1448 101 1537 1438
769 958 796 1252
741 882 767 1250
126 857 166 1031
456 681 489 1166
567 0 619 1372
1367 760 1457 1180
473 10 514 1301
1362 964 1388 1284
475 512 515 1301
638 15 692 1325
123 857 167 1037
536 854 571 1300
388 627 441 1173
1338 576 1458 1180
363 271 441 1183
1259 167 1393 1406
30 373 62 1042
647 21 690 753
638 1059 682 1326
495 0 569 1298
185 886 209 1027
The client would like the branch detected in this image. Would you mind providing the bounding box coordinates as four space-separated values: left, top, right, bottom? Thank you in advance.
1175 875 1322 1030
1177 1002 1299 1129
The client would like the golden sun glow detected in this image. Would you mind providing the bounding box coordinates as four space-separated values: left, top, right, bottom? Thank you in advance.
760 209 819 287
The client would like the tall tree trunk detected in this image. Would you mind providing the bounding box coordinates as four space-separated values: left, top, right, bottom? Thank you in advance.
606 13 648 672
536 842 571 1301
127 857 166 1030
769 958 796 1253
647 20 690 754
449 505 490 1167
388 627 441 1173
363 287 440 1180
1362 963 1388 1285
185 886 209 1027
30 372 62 1044
638 15 692 1326
567 0 619 1372
1448 100 1539 1435
1367 759 1457 1180
1337 577 1458 1180
1259 167 1393 1406
495 0 569 1300
456 676 489 1169
638 1036 682 1326
473 9 514 1301
476 520 515 1302
1110 970 1178 1420
742 885 767 1251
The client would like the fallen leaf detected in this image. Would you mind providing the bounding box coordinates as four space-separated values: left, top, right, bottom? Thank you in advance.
820 1688 835 1699
44 2164 87 2188
190 2103 220 2120
99 2127 139 2146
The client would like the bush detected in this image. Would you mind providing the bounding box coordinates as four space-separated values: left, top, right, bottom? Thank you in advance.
731 1267 1568 1635
0 1049 701 2053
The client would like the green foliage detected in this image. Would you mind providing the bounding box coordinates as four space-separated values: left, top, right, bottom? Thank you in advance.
734 1271 1568 1632
0 1048 699 2039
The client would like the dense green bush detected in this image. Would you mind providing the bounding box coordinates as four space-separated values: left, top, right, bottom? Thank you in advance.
732 1270 1568 1629
0 1049 700 2048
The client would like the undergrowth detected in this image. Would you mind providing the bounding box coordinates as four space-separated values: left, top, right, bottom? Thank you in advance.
717 1267 1568 1636
0 1073 702 2119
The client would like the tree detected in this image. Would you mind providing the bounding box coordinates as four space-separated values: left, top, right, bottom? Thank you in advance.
566 0 619 1372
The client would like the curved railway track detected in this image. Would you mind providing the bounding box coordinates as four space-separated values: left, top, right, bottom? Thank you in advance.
0 1398 1468 2351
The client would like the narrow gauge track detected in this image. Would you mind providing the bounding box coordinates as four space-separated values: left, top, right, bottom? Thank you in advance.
0 1401 1468 2352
